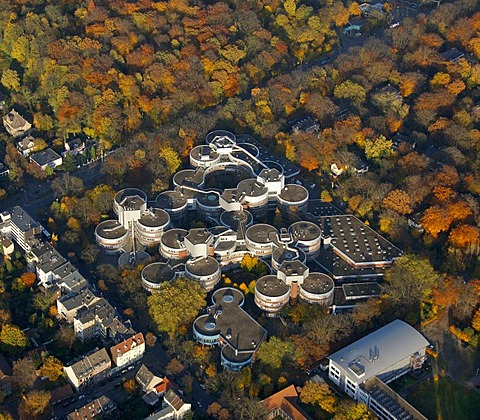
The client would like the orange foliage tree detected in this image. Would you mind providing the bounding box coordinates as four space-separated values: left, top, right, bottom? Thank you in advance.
383 189 413 215
20 272 36 288
421 206 452 237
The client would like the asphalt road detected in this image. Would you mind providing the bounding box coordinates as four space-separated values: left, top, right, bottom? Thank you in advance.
0 159 105 218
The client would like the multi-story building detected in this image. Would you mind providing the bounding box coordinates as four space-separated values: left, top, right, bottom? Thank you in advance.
3 109 31 137
328 320 429 401
64 348 111 390
8 206 42 252
193 288 267 371
67 395 116 420
110 333 145 368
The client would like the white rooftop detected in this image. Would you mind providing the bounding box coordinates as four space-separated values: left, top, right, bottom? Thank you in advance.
328 320 429 384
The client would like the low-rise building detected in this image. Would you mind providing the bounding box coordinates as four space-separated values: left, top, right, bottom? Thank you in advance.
261 384 311 420
0 162 9 178
64 138 85 156
16 135 36 157
110 332 145 368
146 389 191 420
135 364 163 393
30 148 63 170
3 109 31 137
67 395 116 420
64 348 111 390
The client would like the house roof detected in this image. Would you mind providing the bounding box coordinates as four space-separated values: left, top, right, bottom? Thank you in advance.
30 148 62 167
51 384 74 403
110 332 144 363
17 135 35 150
3 109 30 129
0 353 12 378
328 320 430 384
67 395 115 420
164 389 187 412
262 385 311 420
66 348 111 380
154 378 171 394
135 364 163 391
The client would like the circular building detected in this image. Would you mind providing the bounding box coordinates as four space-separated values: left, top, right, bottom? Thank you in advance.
245 224 277 256
114 188 147 216
95 220 129 254
255 275 290 315
155 191 188 220
196 191 222 220
185 256 221 291
160 228 188 259
289 221 322 260
277 184 309 214
299 273 335 306
190 145 220 168
236 179 269 218
271 246 306 272
135 208 170 246
141 262 175 292
205 130 236 145
220 210 253 231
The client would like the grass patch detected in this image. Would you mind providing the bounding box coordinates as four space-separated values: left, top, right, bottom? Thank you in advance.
406 376 480 420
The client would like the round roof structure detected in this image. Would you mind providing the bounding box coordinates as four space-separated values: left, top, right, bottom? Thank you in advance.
255 275 290 297
138 208 170 228
155 190 188 211
236 179 268 198
300 273 334 295
186 256 220 277
278 184 309 204
160 228 188 249
245 224 277 244
95 220 128 240
289 221 321 241
115 188 147 207
206 130 236 145
141 262 175 285
220 210 253 230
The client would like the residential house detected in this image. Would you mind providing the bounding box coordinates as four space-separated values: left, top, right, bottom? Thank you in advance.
110 332 145 368
0 162 9 178
67 395 116 420
291 116 320 134
0 237 14 258
64 348 112 390
57 287 99 323
30 148 63 170
64 138 86 157
135 364 163 393
73 297 133 342
328 320 429 401
16 135 36 157
442 47 465 63
51 384 74 405
29 243 67 288
3 109 31 137
0 352 12 396
146 389 192 420
261 384 311 420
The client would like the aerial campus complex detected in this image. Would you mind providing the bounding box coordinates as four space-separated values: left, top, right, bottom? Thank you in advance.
95 130 402 318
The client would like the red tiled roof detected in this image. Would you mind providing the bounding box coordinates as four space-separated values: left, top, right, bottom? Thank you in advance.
110 332 144 364
154 378 171 395
261 385 311 420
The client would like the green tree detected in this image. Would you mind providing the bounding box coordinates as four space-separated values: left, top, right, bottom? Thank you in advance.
39 356 63 382
334 80 367 105
159 145 181 174
1 69 20 92
148 278 206 339
256 337 294 369
0 324 28 349
365 135 394 160
384 255 441 304
300 380 337 413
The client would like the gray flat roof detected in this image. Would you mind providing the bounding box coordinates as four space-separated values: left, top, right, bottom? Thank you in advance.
194 288 266 354
328 320 429 384
138 208 169 228
161 228 187 249
186 256 219 276
96 220 127 239
320 215 403 266
301 273 334 295
278 184 308 203
11 206 40 232
30 148 61 166
237 179 268 198
290 221 321 241
185 228 212 245
256 275 290 297
142 262 175 284
307 200 344 217
155 191 187 210
245 224 277 244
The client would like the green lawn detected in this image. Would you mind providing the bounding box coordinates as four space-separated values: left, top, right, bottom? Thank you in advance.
406 376 480 420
